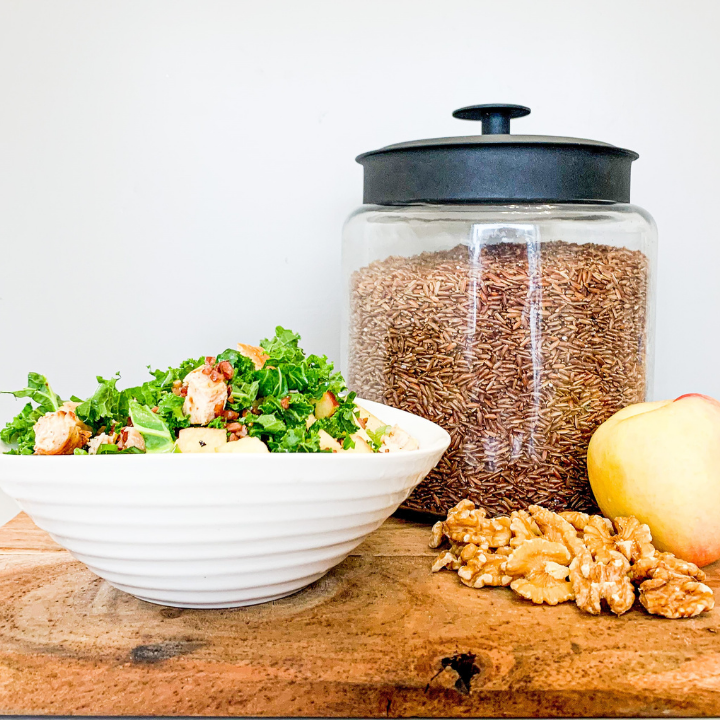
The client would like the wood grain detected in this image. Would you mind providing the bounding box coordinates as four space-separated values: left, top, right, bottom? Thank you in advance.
0 511 64 553
0 512 718 716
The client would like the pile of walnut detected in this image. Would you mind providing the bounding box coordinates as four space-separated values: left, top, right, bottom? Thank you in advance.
430 500 714 619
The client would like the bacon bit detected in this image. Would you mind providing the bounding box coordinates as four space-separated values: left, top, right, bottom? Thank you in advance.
222 409 240 421
179 385 188 397
218 361 234 380
226 422 244 433
209 369 222 382
126 417 133 427
280 396 290 410
228 433 239 442
201 357 216 376
358 417 368 429
151 407 159 413
236 424 248 438
242 409 250 418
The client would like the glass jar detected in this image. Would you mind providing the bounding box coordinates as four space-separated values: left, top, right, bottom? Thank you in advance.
342 105 657 517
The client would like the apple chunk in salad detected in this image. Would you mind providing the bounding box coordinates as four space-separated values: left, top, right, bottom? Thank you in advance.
1 327 418 456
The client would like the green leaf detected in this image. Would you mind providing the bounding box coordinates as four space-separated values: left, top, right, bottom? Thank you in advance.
207 416 226 429
121 383 160 411
156 392 186 419
75 375 124 430
147 357 204 387
251 413 286 434
256 366 288 398
321 401 360 439
260 326 304 364
0 402 43 454
73 448 89 455
155 393 190 430
366 424 391 451
128 399 175 454
259 394 313 427
230 380 259 408
268 426 321 453
2 372 61 413
95 443 144 455
284 362 310 392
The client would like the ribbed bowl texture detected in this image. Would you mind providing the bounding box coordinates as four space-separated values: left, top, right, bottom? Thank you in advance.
0 400 450 608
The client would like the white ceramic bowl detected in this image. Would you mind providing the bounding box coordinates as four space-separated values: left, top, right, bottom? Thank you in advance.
0 400 449 608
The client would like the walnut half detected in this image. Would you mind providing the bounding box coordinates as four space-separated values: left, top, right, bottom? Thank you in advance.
569 546 635 616
506 538 574 605
613 516 655 564
629 552 705 584
639 568 715 619
458 550 513 589
432 499 511 550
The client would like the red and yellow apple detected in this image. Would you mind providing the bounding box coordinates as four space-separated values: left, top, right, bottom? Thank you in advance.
314 391 339 420
588 394 720 568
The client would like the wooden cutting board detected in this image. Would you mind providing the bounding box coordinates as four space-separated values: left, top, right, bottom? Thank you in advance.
0 511 719 717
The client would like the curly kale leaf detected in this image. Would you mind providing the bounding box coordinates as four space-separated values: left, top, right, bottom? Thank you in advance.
75 375 125 430
156 393 191 431
229 380 259 409
269 426 322 453
2 372 62 413
0 402 44 454
260 326 304 365
1 372 65 454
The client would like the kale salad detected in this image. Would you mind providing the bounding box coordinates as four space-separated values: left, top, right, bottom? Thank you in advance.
1 327 418 456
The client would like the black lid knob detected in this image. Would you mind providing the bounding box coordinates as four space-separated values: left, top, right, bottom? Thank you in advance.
452 104 531 135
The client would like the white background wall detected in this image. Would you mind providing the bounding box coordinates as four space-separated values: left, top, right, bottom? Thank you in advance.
1 0 719 522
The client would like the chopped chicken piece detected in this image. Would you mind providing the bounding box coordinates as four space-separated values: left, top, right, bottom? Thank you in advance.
380 425 419 452
182 367 228 425
117 427 145 452
59 401 92 433
87 432 117 454
236 343 269 370
34 408 92 455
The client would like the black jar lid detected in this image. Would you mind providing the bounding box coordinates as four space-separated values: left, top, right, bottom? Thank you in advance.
356 104 639 205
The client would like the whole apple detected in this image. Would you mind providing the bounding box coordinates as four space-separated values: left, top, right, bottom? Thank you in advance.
587 394 720 568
